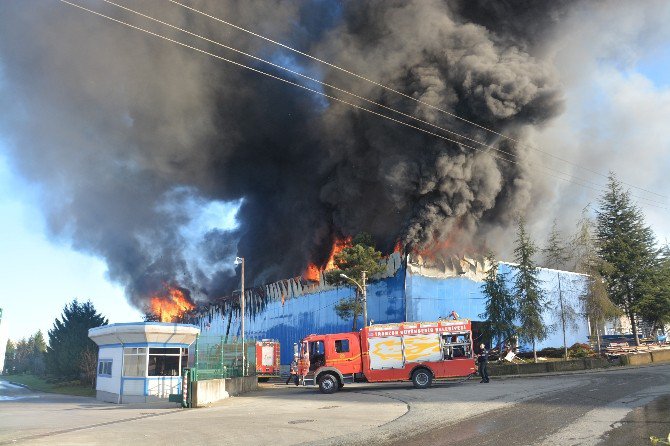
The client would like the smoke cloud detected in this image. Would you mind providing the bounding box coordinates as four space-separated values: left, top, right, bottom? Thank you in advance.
0 0 575 307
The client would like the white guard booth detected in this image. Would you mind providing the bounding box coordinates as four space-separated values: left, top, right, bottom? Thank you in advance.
88 322 200 404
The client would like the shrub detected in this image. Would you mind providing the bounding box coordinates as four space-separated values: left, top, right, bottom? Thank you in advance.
568 343 594 358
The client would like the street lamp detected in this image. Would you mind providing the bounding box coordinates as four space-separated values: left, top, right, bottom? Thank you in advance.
340 271 368 328
234 256 245 375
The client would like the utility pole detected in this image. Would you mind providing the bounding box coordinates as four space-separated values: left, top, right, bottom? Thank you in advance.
340 271 369 328
557 272 567 361
241 257 245 376
361 270 367 328
235 257 246 375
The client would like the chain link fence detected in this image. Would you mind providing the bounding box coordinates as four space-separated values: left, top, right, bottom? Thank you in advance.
191 335 256 380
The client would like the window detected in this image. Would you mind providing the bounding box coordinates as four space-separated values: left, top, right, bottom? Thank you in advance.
123 347 147 377
148 347 185 377
97 359 112 377
335 339 350 353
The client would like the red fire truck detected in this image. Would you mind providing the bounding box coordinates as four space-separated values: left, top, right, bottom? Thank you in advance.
256 339 281 382
297 320 476 393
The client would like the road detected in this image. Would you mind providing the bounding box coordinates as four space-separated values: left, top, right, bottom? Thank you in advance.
1 364 668 446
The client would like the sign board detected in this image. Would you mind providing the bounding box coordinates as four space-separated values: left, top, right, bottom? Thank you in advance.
368 321 469 338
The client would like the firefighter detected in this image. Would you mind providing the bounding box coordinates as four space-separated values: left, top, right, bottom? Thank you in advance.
478 343 490 383
286 358 299 386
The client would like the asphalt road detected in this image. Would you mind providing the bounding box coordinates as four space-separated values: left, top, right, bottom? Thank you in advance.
1 364 668 446
394 366 670 446
315 364 670 446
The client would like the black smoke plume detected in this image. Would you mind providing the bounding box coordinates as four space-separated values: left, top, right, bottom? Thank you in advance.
0 0 572 307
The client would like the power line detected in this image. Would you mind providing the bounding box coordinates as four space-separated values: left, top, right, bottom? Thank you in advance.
100 0 667 208
58 0 669 211
169 0 668 201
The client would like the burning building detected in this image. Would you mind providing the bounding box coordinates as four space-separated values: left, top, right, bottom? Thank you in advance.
186 252 589 366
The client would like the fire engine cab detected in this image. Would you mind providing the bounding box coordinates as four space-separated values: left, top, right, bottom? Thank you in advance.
297 319 476 393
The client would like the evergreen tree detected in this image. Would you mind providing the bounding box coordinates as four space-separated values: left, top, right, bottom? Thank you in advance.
571 210 621 352
638 244 670 334
46 300 108 379
326 233 385 330
31 330 47 376
479 253 516 349
596 174 657 346
3 340 16 374
542 220 571 270
543 221 579 360
511 218 549 362
14 338 31 373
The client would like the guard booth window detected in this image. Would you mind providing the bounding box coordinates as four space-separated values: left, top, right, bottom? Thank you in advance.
335 339 350 353
148 347 184 377
123 347 147 377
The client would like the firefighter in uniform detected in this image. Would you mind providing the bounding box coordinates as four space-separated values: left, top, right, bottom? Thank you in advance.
286 359 299 386
478 343 490 383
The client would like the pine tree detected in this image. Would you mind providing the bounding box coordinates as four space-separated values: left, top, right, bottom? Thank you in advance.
31 330 47 376
46 300 108 379
326 233 385 330
511 218 549 362
596 174 657 346
571 210 621 352
479 253 516 349
543 221 579 360
638 244 670 334
3 340 16 374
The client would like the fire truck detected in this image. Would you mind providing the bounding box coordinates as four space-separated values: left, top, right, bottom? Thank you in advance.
255 339 281 382
297 320 476 393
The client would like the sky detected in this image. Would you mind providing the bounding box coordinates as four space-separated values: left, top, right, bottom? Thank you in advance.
1 2 670 342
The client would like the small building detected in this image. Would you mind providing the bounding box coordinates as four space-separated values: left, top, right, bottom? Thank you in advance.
88 322 199 404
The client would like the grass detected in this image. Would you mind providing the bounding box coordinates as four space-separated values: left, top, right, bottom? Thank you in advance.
4 374 96 397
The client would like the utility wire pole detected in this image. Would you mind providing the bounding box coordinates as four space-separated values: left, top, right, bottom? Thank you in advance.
341 271 368 328
235 257 246 375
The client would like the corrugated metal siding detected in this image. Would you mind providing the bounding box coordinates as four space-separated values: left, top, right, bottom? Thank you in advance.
191 258 590 364
194 266 406 365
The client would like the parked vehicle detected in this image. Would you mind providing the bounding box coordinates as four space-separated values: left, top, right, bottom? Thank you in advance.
297 319 476 393
256 339 280 382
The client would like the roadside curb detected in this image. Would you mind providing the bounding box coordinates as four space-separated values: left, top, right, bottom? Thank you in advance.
491 360 670 380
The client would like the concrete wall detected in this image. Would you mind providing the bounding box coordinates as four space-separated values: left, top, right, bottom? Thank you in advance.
96 390 120 404
489 358 610 376
191 376 258 407
620 349 670 366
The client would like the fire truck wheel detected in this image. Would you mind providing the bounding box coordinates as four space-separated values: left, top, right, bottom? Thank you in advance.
318 373 339 394
411 369 433 389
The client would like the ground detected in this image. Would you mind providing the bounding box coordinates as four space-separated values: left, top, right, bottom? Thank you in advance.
1 364 668 446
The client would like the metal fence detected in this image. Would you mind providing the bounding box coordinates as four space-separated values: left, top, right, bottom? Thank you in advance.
191 335 256 380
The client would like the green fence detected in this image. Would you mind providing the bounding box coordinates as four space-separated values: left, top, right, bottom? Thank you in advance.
191 335 256 380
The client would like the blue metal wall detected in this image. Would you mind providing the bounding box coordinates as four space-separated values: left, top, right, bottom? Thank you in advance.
193 261 590 365
196 268 406 365
406 263 589 350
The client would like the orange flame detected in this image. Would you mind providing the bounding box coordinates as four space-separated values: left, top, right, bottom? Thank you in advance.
324 236 352 270
302 236 353 281
149 285 195 322
393 240 403 254
303 263 320 282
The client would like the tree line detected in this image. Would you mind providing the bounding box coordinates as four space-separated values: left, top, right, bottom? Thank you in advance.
3 300 107 386
483 174 670 361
